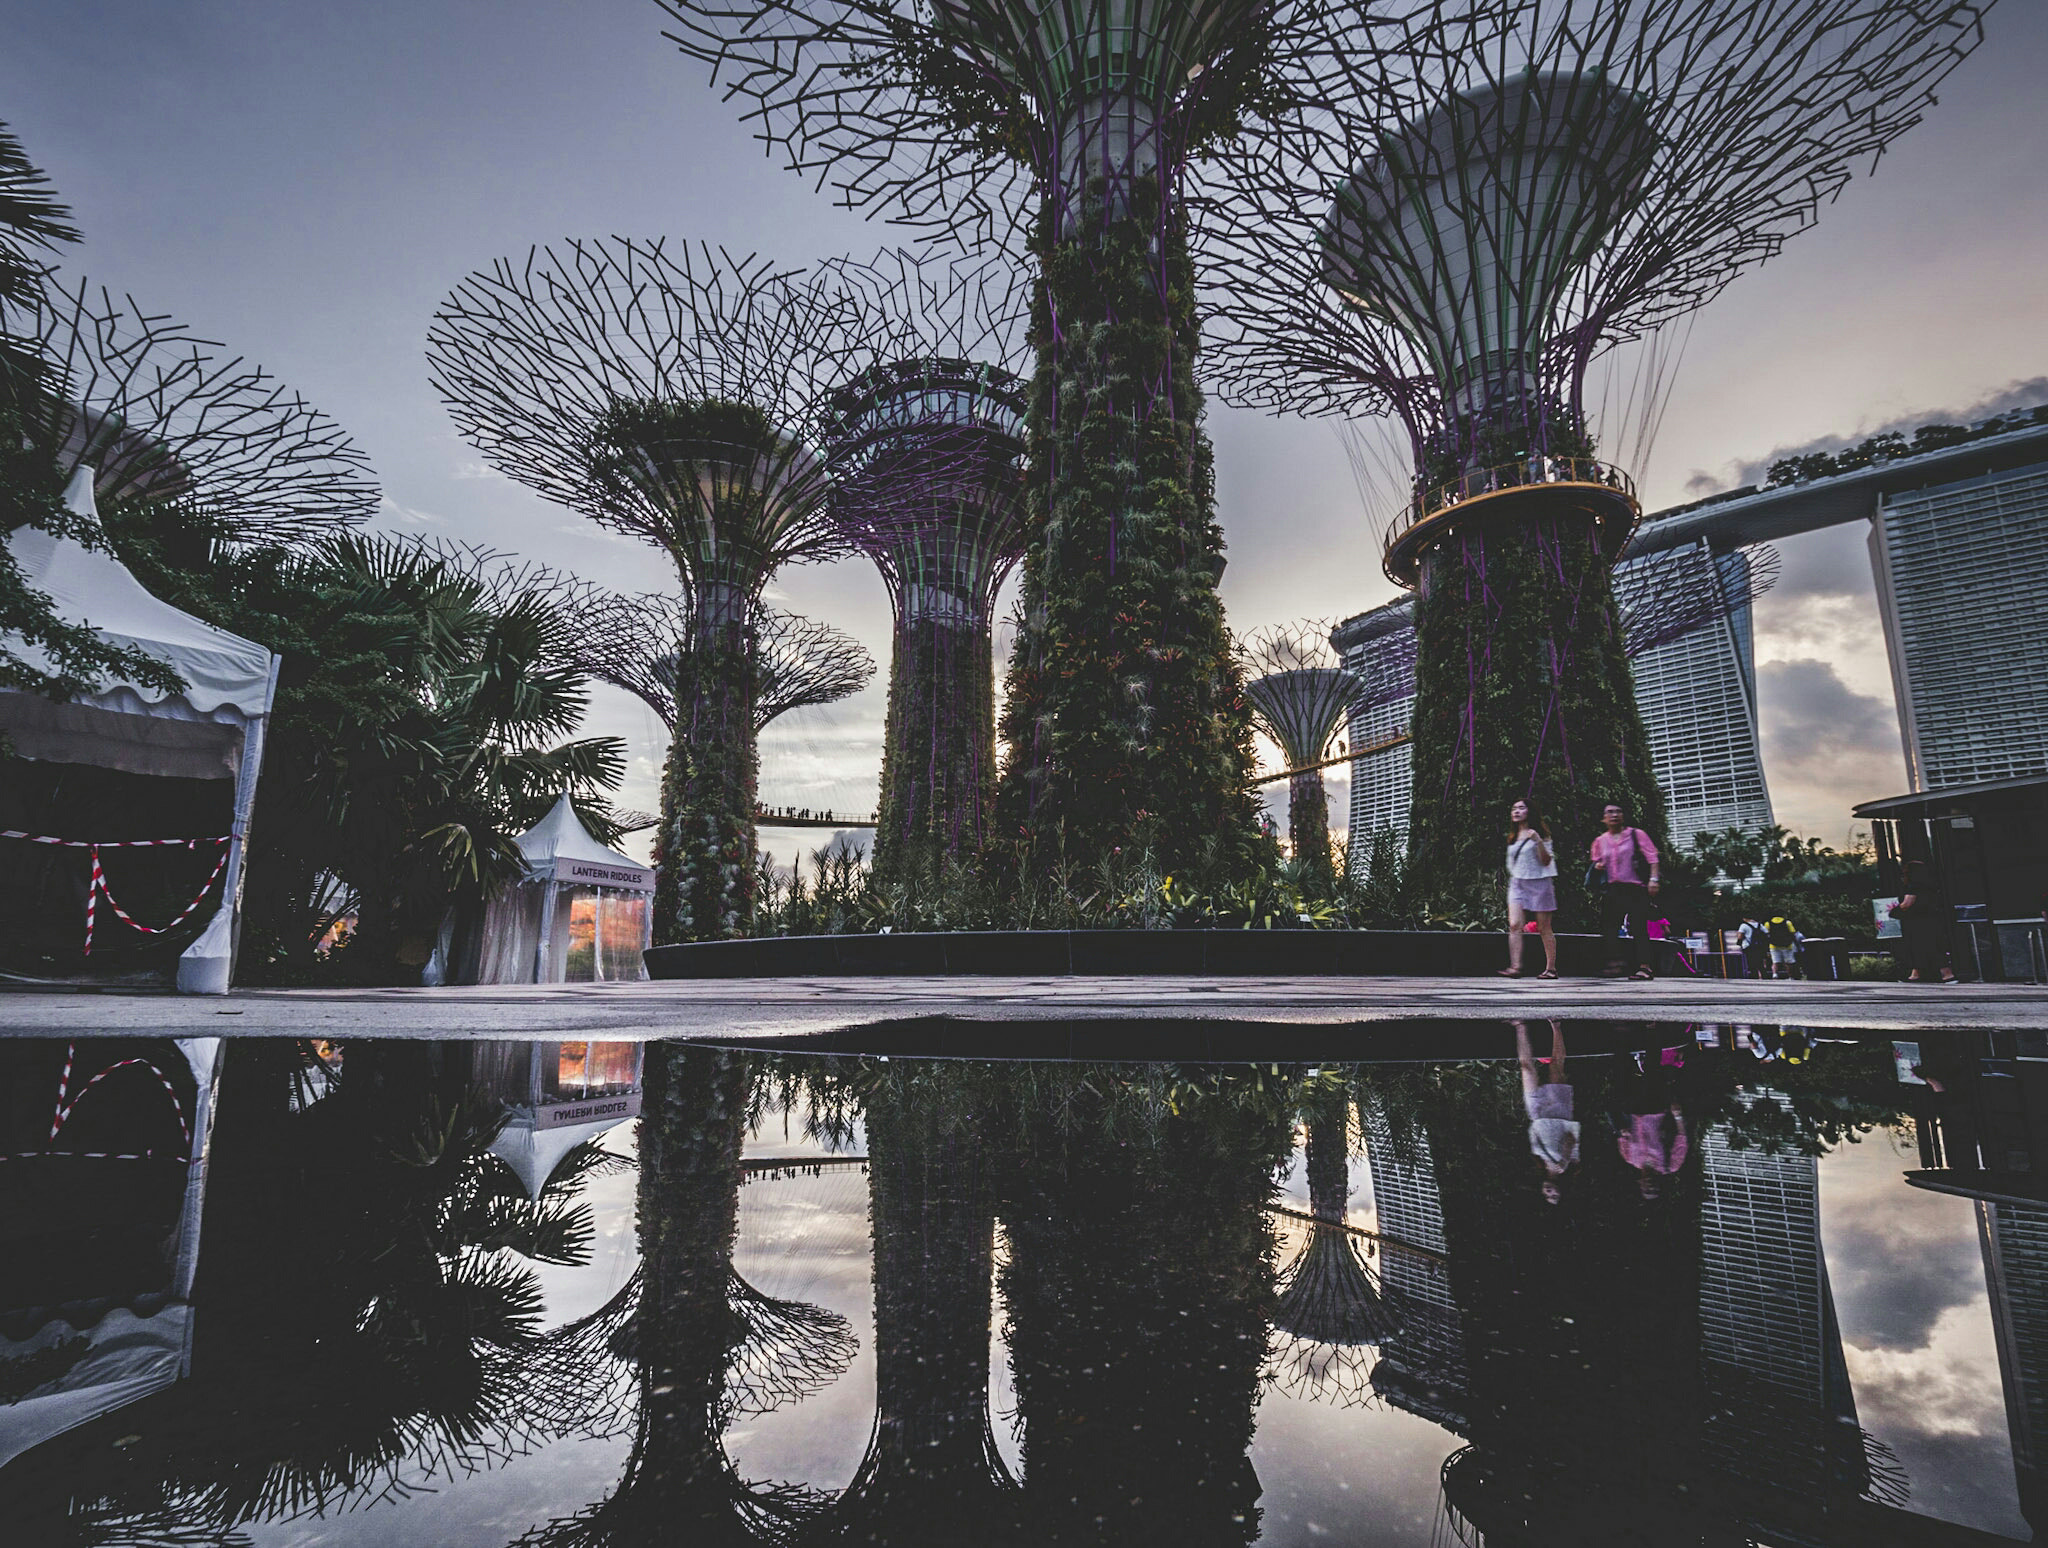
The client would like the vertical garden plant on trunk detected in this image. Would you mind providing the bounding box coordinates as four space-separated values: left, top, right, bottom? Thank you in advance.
658 0 1290 882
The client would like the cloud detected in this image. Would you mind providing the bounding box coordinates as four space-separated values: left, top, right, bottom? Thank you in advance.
1760 657 1904 834
1684 375 2048 496
1761 658 1897 768
377 493 444 526
452 459 506 481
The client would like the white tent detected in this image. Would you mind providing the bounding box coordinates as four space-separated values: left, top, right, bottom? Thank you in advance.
0 1037 222 1469
473 1040 644 1198
469 794 654 983
1 470 279 993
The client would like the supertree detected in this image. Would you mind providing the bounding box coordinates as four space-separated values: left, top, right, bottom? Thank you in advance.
428 239 902 942
1270 1084 1400 1409
1203 0 1989 911
817 249 1032 881
576 589 876 734
7 274 377 560
657 0 1283 878
1239 620 1369 878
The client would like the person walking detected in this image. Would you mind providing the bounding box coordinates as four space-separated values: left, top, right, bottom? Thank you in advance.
1617 1054 1690 1201
1517 1020 1579 1204
1498 799 1559 979
1890 861 1958 984
1765 914 1802 979
1737 915 1768 979
1590 802 1661 980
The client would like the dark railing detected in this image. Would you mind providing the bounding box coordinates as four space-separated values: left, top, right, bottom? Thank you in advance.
1383 456 1637 564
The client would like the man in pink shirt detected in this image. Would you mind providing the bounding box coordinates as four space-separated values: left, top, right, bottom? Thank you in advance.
1589 802 1661 979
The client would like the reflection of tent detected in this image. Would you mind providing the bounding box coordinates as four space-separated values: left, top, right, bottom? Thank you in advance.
0 1037 222 1467
0 469 278 993
467 795 654 984
474 1041 645 1198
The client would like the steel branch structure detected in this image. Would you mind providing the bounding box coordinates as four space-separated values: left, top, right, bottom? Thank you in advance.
1203 0 1989 914
1240 621 1369 876
656 0 1293 250
577 589 875 734
1614 542 1780 662
659 0 1278 879
1204 0 1991 473
428 239 907 943
9 274 377 549
819 248 1033 879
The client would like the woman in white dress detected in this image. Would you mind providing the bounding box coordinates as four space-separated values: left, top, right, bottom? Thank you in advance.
1498 798 1559 979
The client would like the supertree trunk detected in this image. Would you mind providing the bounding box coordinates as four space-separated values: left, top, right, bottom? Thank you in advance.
629 1044 759 1541
1405 510 1664 922
1286 768 1332 879
999 1076 1289 1546
996 195 1259 878
875 616 999 885
654 619 761 943
836 1064 1016 1542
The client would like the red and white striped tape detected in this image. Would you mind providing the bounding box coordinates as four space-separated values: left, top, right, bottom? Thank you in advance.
85 840 230 953
1 830 231 848
24 1041 194 1163
0 830 234 953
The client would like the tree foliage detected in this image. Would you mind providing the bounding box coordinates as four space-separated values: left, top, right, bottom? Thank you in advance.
134 535 627 983
994 187 1261 878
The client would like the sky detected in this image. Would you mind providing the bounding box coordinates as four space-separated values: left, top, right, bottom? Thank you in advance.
4 0 2046 856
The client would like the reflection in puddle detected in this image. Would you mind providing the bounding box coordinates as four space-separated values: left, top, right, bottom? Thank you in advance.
0 1026 2036 1544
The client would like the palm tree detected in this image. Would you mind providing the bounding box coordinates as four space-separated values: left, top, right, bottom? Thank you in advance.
234 536 626 982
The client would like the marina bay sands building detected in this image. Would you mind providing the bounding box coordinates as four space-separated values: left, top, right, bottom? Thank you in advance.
1333 539 1773 848
1336 413 2048 846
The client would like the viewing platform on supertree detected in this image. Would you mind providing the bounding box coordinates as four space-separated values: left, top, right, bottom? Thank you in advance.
1200 0 1990 913
656 0 1299 878
428 238 910 943
818 249 1032 880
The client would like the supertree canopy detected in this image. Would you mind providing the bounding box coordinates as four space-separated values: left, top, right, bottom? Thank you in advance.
1204 0 1989 911
659 0 1276 878
819 249 1032 881
8 275 378 559
427 238 902 942
1240 621 1365 879
576 589 876 734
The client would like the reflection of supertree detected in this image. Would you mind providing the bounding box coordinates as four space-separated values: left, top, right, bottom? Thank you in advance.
819 251 1030 881
1239 623 1371 878
578 590 876 733
1204 0 1987 911
510 1262 858 1448
1269 1086 1399 1409
8 275 377 559
998 1069 1295 1546
661 0 1272 877
429 239 899 941
809 1063 1018 1544
512 1045 844 1547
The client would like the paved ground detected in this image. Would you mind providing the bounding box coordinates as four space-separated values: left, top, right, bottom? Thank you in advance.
0 973 2041 1038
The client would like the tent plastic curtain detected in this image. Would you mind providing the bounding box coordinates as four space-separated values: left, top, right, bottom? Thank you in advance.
476 882 546 984
596 890 650 981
